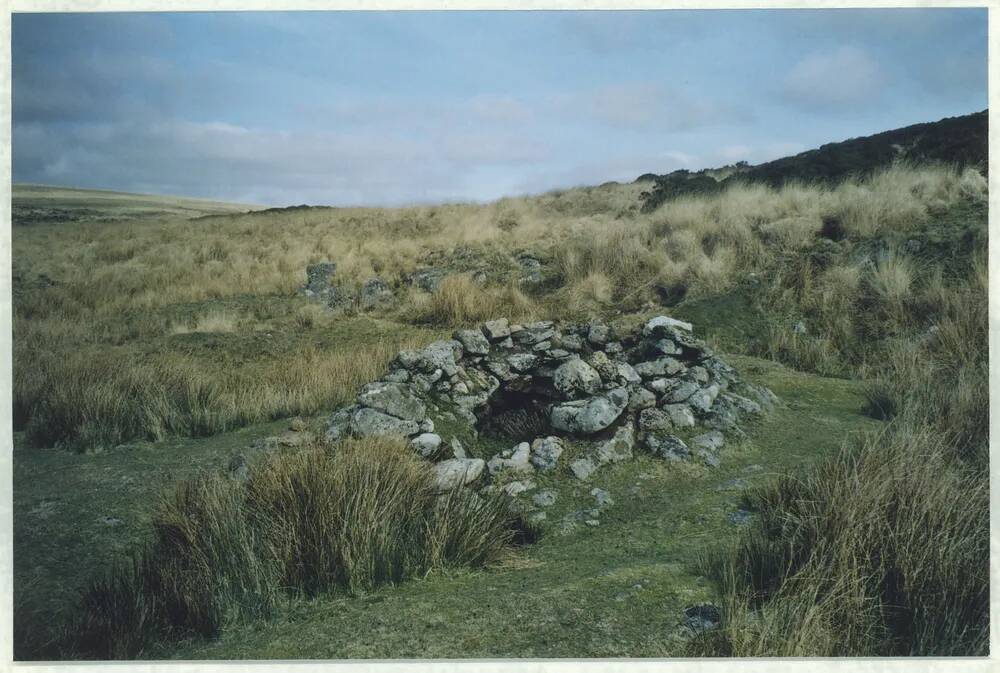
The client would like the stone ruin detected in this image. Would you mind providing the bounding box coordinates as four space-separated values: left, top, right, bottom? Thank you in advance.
299 252 551 312
327 316 777 492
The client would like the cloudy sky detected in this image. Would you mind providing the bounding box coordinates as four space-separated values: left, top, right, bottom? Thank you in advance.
12 9 987 206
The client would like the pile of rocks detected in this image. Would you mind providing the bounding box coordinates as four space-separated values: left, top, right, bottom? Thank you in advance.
300 261 394 310
327 315 776 491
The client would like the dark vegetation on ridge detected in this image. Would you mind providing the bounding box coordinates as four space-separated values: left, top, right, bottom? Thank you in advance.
639 110 988 211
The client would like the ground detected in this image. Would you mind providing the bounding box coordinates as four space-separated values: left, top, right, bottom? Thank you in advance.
13 351 878 659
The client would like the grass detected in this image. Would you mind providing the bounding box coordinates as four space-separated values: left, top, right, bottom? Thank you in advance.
13 165 985 450
685 215 989 656
14 351 878 660
12 159 989 659
67 437 532 659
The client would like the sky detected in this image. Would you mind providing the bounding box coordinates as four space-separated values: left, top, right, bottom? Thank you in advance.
12 9 988 207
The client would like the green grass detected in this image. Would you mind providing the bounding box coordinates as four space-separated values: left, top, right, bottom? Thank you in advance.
12 353 877 660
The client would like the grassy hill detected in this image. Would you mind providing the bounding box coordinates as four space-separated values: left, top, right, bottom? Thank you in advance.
11 113 989 659
639 110 987 211
12 184 261 226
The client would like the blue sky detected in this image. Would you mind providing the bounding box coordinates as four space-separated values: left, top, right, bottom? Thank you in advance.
12 9 987 206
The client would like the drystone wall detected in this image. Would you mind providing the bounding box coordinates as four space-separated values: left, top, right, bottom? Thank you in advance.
327 316 776 491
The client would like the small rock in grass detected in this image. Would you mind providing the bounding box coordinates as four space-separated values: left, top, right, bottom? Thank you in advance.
684 603 721 633
532 489 558 507
591 487 614 508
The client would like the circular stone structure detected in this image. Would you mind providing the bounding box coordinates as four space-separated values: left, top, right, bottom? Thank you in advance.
327 316 777 487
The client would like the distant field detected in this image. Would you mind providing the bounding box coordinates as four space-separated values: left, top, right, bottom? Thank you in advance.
12 184 263 225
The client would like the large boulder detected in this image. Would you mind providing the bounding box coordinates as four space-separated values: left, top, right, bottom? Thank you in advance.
350 407 420 437
358 382 426 422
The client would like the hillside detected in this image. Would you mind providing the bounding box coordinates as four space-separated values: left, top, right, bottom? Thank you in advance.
11 116 989 660
639 110 988 211
12 184 261 226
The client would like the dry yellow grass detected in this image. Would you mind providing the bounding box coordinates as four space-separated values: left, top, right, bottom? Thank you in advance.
12 163 984 449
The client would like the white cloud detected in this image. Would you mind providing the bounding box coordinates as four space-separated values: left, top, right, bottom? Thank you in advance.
782 45 886 108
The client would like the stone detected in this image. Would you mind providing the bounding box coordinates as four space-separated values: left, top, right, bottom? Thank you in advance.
638 408 672 434
358 382 426 422
304 262 337 293
550 388 628 435
594 424 634 465
724 392 763 416
530 436 564 471
553 358 602 397
410 268 447 292
643 315 693 336
688 384 720 413
555 333 584 351
532 489 558 507
652 338 683 356
482 318 511 341
502 480 536 497
627 386 657 411
684 604 721 633
433 458 485 492
450 437 467 459
665 380 700 403
395 349 422 370
384 369 410 383
634 357 685 379
648 378 670 394
350 407 420 437
591 488 614 508
419 340 463 376
663 404 696 428
644 434 690 461
454 329 491 355
326 407 353 442
360 277 393 308
617 362 642 384
487 442 533 475
570 457 598 480
507 353 538 372
410 433 442 458
691 430 725 452
587 350 618 382
588 322 611 345
605 342 623 355
689 366 710 383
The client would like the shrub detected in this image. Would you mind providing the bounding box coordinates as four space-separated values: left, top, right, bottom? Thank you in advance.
74 438 531 658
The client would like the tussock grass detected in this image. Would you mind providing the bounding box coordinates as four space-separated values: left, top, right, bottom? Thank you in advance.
74 437 532 659
13 164 985 449
406 275 535 327
690 254 988 656
18 340 419 451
